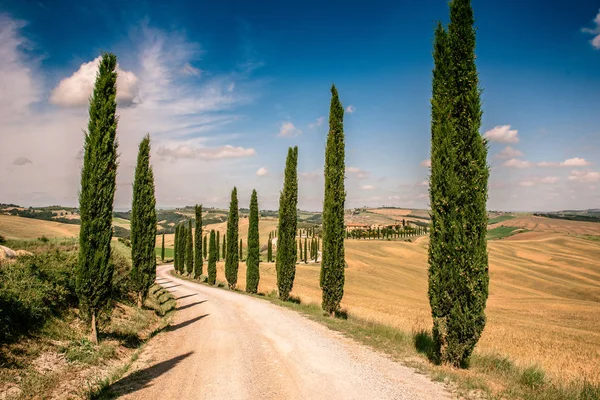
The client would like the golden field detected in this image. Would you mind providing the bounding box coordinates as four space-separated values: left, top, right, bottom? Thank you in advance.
3 213 599 383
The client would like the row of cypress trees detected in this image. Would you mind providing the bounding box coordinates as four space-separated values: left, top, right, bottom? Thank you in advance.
76 53 159 344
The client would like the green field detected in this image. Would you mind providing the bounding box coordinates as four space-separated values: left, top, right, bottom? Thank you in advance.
155 247 174 259
488 215 516 224
487 226 522 240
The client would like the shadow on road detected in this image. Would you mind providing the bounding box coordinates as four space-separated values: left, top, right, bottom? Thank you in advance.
175 300 207 311
166 314 209 332
93 352 193 399
174 293 197 301
161 284 181 289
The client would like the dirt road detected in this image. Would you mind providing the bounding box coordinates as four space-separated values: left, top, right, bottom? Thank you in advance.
109 264 449 399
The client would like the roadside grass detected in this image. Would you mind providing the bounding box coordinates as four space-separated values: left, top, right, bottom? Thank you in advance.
577 234 600 242
488 215 516 225
168 268 600 400
486 226 525 240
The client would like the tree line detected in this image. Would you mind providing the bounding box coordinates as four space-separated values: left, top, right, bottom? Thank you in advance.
75 0 489 370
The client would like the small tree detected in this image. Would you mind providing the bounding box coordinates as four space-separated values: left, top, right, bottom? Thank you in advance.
225 187 239 289
186 220 193 275
267 233 273 262
203 234 207 260
174 225 179 272
208 230 217 285
161 233 165 262
304 237 308 264
130 134 157 308
194 204 203 278
239 239 243 261
246 189 260 293
222 235 227 261
76 53 119 344
216 230 220 261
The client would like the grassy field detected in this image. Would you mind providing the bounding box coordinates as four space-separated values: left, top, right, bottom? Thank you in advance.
486 226 524 240
488 215 516 224
4 212 600 388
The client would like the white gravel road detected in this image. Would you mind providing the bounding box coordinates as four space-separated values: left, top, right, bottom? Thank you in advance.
113 264 449 400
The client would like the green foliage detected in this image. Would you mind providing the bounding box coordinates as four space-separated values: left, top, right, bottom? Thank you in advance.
76 53 119 341
488 215 516 224
173 224 179 271
0 251 77 342
222 235 226 261
267 233 273 262
428 0 489 367
216 230 220 261
321 84 346 315
246 189 260 293
194 204 203 278
487 226 523 240
208 230 217 285
276 147 298 301
130 135 157 306
225 187 239 289
185 220 193 275
203 234 207 260
239 239 243 261
304 237 307 264
161 234 165 261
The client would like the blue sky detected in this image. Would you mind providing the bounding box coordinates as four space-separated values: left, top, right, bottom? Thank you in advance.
1 0 599 211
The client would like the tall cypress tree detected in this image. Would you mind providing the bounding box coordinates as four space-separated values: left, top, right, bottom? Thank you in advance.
194 205 203 278
161 233 165 262
239 239 243 261
321 84 346 316
222 235 226 261
130 134 157 308
246 189 260 293
267 233 273 263
216 230 220 261
76 53 119 344
298 239 302 262
186 220 193 275
203 234 207 260
174 225 179 272
428 0 489 368
179 224 186 274
304 237 308 264
225 187 239 289
276 147 298 301
208 230 217 285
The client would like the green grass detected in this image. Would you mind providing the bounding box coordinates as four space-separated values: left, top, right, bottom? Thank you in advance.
578 235 600 242
487 226 524 240
488 215 516 225
112 217 131 225
155 247 174 259
167 268 600 400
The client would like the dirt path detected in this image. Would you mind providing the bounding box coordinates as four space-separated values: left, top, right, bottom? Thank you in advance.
109 264 449 399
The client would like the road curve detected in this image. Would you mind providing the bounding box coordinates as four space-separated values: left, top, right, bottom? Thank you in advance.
114 264 449 399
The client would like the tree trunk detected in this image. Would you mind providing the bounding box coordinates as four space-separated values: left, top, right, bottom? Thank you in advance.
90 311 98 345
137 292 143 308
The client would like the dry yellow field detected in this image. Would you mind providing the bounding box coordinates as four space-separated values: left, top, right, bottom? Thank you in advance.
210 222 600 384
367 208 413 217
0 214 79 239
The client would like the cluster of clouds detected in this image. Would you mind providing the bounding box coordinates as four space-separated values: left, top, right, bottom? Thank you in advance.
582 9 600 49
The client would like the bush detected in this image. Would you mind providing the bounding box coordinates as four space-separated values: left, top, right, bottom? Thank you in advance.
520 365 545 389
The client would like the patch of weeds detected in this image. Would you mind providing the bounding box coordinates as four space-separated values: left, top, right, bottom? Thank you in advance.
520 365 545 390
60 339 117 365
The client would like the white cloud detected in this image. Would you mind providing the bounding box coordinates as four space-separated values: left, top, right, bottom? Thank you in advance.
568 170 600 183
346 166 369 179
540 176 559 184
180 62 201 76
502 158 532 168
299 171 321 180
495 146 523 159
484 125 519 143
278 121 302 137
346 105 355 113
50 56 140 107
256 167 268 176
519 181 536 187
560 157 592 167
308 116 324 129
361 184 375 190
156 144 256 160
582 9 600 49
420 159 431 168
227 82 235 92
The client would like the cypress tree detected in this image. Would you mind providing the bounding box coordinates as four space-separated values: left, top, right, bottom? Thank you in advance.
76 53 119 344
428 0 489 368
225 187 239 289
161 233 165 262
174 225 179 272
239 239 243 261
194 205 203 278
298 239 302 262
222 235 226 261
321 84 346 316
186 220 193 275
130 134 157 308
276 146 298 301
180 224 186 273
203 234 207 260
216 231 220 261
267 234 273 263
208 230 217 285
246 189 260 293
304 237 308 264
